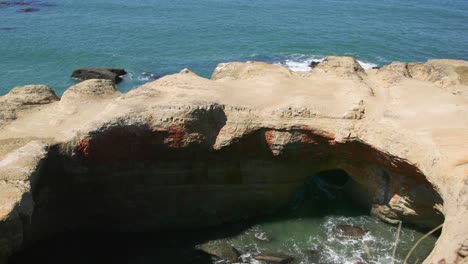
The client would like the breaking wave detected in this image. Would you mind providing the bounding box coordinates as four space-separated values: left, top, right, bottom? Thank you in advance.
272 54 378 72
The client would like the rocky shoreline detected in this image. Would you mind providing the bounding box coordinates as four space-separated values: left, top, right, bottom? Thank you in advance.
0 57 467 263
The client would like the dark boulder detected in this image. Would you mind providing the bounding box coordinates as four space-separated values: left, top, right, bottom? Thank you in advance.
254 253 294 263
71 68 127 84
334 225 368 238
309 61 320 69
196 242 240 263
372 66 381 70
304 249 321 262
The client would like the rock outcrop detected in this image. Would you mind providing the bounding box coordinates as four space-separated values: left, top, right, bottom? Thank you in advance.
0 85 58 127
0 57 467 264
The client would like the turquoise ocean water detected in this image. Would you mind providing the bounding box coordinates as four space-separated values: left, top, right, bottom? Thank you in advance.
0 0 467 95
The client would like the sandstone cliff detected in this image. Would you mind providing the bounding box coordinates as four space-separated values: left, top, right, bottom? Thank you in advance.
0 57 467 263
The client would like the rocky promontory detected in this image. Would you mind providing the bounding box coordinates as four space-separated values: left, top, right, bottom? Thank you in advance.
0 57 467 263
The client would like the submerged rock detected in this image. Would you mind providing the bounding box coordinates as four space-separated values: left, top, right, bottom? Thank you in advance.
334 225 368 238
18 7 38 12
304 249 322 262
196 243 240 262
254 232 272 242
254 253 294 264
71 68 127 83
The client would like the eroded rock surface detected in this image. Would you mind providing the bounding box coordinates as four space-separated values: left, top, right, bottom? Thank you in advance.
0 57 467 264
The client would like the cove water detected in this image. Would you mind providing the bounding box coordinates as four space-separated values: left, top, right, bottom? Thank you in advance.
1 0 467 95
10 177 438 264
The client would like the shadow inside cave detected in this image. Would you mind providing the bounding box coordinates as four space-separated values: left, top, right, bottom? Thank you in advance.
8 169 439 264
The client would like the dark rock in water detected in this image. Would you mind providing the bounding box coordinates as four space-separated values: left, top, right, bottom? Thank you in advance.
304 249 320 257
334 225 368 238
309 61 320 69
18 7 39 12
0 27 16 31
106 68 127 76
254 231 272 242
372 66 381 70
196 243 240 262
304 249 322 262
254 253 294 263
71 68 127 84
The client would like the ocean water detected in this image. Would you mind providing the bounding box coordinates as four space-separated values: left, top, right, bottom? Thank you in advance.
0 0 467 95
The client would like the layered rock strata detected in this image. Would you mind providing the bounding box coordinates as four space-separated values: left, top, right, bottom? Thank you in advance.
0 57 467 263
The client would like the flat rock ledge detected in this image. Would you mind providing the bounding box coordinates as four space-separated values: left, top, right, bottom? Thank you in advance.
0 57 467 264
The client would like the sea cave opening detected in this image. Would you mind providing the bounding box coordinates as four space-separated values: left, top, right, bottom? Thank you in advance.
8 168 440 264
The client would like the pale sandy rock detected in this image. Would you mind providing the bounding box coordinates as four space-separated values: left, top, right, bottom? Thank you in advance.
60 79 119 105
0 141 47 262
212 61 292 80
0 57 466 264
0 85 58 127
313 56 366 79
1 85 58 106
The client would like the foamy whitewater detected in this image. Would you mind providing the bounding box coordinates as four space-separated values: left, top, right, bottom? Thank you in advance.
203 212 436 264
197 175 437 264
275 55 378 72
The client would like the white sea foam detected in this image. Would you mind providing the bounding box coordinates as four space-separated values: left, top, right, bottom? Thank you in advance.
282 58 324 72
276 55 378 72
357 60 379 70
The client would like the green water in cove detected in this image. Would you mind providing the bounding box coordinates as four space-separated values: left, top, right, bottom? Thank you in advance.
10 175 438 264
1 0 467 95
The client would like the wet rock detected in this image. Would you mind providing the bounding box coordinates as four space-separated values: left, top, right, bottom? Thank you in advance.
18 7 38 12
334 225 368 238
196 243 240 262
254 253 294 263
254 232 272 242
71 68 127 84
372 66 381 70
304 249 321 262
309 61 320 69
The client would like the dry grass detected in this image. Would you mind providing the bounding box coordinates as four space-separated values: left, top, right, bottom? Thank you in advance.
404 224 443 264
392 221 402 264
